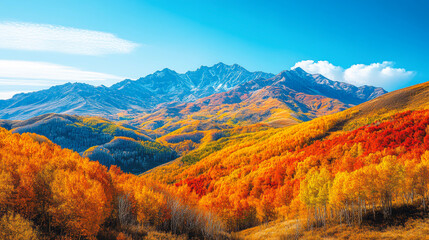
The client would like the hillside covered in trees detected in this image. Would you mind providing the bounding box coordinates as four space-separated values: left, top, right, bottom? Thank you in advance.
0 114 177 174
146 81 429 237
0 127 228 239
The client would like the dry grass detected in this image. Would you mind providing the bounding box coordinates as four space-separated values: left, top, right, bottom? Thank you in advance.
237 218 429 240
114 225 189 240
144 230 188 240
294 218 429 240
237 219 301 240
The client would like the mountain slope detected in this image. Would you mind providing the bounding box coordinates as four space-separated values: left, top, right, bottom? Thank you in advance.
0 83 147 120
125 67 386 140
0 63 274 120
111 62 274 103
145 80 429 230
0 113 177 174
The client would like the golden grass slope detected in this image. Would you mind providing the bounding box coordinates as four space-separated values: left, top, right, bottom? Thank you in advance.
238 218 429 240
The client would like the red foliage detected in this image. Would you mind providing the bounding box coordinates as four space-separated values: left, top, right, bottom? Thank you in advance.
174 110 429 228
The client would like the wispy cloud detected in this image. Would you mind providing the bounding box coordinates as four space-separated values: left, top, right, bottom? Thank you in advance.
0 22 139 55
0 60 124 99
292 60 415 91
0 60 123 82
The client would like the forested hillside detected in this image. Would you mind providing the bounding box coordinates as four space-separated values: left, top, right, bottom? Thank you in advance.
0 113 177 174
0 127 226 239
147 81 429 233
83 136 177 174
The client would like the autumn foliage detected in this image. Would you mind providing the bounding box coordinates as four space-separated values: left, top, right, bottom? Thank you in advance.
0 127 225 239
149 109 429 230
4 98 429 238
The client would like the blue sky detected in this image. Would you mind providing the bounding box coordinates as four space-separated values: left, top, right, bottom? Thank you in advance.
0 0 427 98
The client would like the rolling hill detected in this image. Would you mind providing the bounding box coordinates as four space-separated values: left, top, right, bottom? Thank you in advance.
0 113 177 174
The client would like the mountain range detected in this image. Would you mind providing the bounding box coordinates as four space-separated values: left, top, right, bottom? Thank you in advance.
0 63 385 120
0 63 273 120
123 66 387 138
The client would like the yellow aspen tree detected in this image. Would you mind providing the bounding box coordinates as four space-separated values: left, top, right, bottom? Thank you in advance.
415 151 429 210
376 155 405 219
300 168 332 227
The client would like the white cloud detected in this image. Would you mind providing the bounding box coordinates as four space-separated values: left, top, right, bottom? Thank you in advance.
0 60 124 99
292 60 415 90
0 22 139 55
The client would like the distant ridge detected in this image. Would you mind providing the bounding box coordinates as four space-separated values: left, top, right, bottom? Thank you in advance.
0 63 386 120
